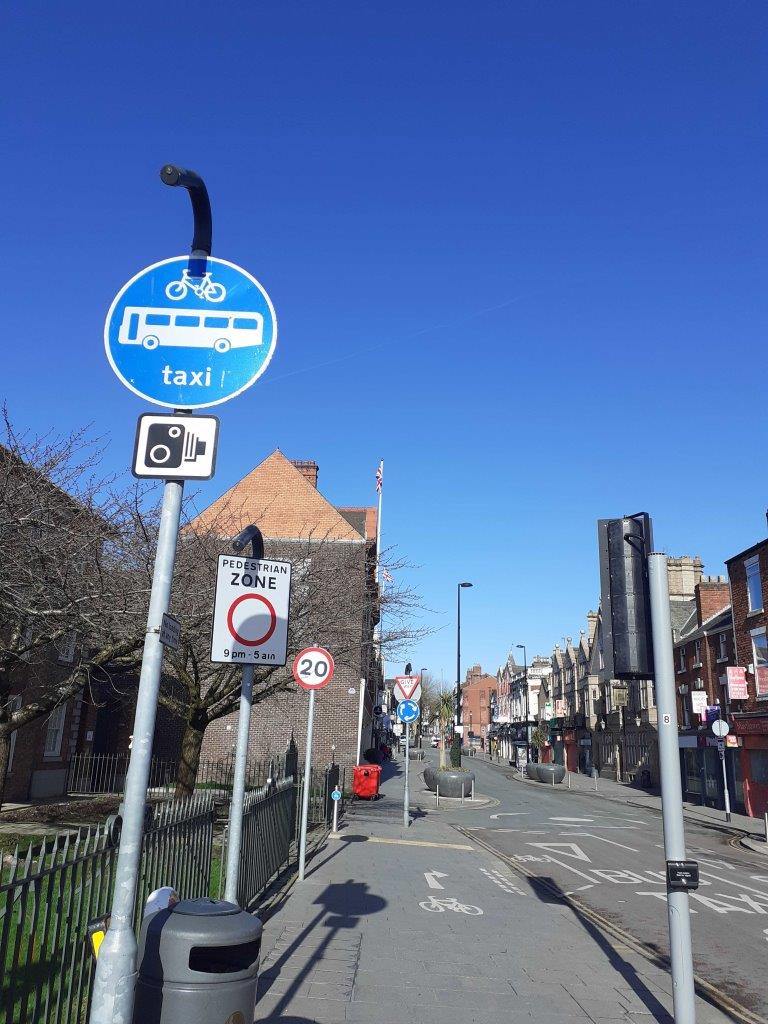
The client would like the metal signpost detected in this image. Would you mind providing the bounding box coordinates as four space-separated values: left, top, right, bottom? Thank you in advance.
648 553 698 1024
90 166 278 1024
397 699 420 828
712 717 732 822
294 647 335 881
210 526 292 905
331 786 342 835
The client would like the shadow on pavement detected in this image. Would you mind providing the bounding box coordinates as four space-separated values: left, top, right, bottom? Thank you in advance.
535 876 673 1022
256 878 386 1016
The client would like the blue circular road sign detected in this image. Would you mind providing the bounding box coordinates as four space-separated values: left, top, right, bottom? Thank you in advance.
331 788 342 801
396 699 420 723
105 256 277 409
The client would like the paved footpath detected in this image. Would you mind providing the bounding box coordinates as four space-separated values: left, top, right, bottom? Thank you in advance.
254 759 735 1024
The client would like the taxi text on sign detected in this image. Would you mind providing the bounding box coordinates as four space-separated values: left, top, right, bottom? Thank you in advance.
211 555 291 666
105 256 277 409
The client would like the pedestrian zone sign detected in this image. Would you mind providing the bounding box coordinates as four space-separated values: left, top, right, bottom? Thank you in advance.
211 555 291 665
394 675 421 703
105 256 277 409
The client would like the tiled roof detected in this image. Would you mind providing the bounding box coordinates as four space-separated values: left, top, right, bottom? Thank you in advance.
189 450 367 542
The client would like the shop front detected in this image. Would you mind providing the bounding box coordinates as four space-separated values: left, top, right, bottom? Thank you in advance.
732 715 768 818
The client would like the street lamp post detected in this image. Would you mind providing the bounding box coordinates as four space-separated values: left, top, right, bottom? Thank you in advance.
420 666 427 743
454 582 473 764
516 644 528 765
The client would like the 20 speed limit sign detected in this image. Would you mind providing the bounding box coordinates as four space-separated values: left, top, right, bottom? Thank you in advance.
292 647 334 691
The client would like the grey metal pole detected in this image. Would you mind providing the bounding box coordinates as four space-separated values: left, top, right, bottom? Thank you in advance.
404 723 410 827
89 479 183 1024
648 552 697 1024
332 791 340 834
719 747 731 823
297 689 316 882
224 663 254 904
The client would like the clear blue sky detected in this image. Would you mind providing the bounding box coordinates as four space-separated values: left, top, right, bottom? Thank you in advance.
2 2 765 685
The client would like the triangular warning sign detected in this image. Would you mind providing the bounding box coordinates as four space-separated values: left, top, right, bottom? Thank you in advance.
394 675 420 700
528 842 591 862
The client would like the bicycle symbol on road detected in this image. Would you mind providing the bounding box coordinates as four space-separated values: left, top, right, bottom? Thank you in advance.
418 895 483 915
165 269 227 303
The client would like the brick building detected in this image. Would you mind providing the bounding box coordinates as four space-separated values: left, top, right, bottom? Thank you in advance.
193 451 381 774
673 577 736 810
461 665 496 747
725 537 768 818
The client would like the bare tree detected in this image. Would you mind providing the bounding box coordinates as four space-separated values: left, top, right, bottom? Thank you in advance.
0 411 159 807
163 499 430 796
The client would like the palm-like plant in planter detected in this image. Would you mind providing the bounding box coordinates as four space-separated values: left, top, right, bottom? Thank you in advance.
437 692 455 768
530 727 548 760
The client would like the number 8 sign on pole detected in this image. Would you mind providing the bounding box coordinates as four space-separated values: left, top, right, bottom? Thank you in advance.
295 646 334 882
292 647 334 690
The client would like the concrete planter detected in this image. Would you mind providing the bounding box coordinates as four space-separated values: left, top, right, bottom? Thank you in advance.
538 763 566 785
526 763 540 781
423 765 475 797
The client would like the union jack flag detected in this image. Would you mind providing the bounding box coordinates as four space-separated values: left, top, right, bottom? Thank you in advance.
382 568 393 584
375 461 383 493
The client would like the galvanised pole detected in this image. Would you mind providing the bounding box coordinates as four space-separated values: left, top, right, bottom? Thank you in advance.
648 552 697 1024
224 662 254 904
89 479 183 1024
297 688 316 882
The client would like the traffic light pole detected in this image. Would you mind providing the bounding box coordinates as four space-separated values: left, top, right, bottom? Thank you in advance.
648 553 697 1024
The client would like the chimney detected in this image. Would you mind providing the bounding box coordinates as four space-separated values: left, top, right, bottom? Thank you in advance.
587 610 598 641
694 576 730 626
291 460 319 487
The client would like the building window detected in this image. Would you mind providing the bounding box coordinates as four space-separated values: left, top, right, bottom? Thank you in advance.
43 704 67 759
718 633 728 661
746 555 763 613
640 681 648 710
751 628 768 699
678 647 685 672
693 640 701 667
750 750 768 785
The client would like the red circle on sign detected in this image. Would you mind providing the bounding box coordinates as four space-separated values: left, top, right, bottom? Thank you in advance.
226 593 277 647
292 647 335 691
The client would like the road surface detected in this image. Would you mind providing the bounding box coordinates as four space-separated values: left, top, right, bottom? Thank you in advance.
421 751 768 1019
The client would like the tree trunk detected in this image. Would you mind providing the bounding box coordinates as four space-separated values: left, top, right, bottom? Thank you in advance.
0 725 13 811
174 717 206 798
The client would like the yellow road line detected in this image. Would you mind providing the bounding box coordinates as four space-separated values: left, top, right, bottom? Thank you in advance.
368 837 474 850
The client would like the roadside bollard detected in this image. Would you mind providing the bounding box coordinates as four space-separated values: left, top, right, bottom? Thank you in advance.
132 898 262 1024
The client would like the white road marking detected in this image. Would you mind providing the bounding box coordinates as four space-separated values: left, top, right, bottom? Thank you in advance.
490 812 530 819
564 884 595 895
528 842 591 862
700 871 768 899
523 830 550 835
479 867 526 896
419 895 483 915
549 816 593 822
635 891 698 912
424 870 449 890
540 855 598 883
565 833 639 852
591 869 648 884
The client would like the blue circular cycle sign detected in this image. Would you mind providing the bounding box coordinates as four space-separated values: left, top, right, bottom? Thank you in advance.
104 256 277 409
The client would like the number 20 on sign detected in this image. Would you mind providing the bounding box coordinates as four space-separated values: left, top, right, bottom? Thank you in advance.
292 647 335 690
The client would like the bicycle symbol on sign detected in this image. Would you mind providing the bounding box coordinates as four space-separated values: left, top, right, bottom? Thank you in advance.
165 269 227 303
418 895 483 915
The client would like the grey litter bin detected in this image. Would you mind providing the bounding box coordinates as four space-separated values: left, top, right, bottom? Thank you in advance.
133 898 262 1024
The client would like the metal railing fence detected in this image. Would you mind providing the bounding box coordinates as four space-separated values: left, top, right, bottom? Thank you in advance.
235 777 294 909
0 793 214 1024
67 752 285 796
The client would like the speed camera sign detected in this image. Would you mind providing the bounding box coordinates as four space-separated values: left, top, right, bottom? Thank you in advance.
292 647 334 691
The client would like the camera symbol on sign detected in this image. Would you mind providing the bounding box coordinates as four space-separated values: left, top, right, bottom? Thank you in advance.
146 423 207 469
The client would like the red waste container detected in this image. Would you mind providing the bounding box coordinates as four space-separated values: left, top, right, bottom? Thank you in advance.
352 764 381 800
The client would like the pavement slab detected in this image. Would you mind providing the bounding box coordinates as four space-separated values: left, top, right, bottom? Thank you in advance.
252 752 742 1024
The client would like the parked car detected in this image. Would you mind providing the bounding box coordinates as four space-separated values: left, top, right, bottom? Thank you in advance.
430 736 439 747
